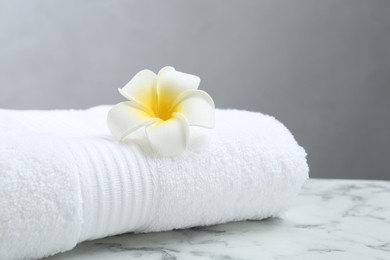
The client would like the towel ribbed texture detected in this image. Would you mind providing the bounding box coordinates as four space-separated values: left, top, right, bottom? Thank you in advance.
0 106 309 260
70 139 156 241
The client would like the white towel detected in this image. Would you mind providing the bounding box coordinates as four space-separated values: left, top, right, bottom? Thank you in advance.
0 106 308 260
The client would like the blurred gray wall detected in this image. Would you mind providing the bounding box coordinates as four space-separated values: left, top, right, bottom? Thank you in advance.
0 0 389 180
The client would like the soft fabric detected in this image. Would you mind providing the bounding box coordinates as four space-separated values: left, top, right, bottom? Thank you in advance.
0 106 309 260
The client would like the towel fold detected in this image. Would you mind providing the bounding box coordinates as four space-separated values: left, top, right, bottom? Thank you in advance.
0 106 308 260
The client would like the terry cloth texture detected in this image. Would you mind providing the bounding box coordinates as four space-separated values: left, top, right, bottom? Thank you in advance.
0 106 308 260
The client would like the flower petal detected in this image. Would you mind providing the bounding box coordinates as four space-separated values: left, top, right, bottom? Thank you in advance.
145 113 189 156
157 67 201 114
118 69 157 115
157 66 175 77
107 101 157 141
174 90 215 128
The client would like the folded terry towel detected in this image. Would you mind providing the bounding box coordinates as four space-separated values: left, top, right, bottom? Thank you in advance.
0 106 308 260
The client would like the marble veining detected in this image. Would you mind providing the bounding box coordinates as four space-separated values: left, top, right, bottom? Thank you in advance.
45 179 390 260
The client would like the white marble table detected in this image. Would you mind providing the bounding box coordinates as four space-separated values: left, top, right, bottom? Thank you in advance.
45 179 390 260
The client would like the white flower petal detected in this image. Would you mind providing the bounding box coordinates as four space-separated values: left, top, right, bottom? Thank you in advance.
145 113 189 156
174 90 215 128
157 68 201 113
107 101 157 141
118 69 157 114
157 66 175 77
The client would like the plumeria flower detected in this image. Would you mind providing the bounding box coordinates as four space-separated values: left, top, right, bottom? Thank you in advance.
107 66 215 156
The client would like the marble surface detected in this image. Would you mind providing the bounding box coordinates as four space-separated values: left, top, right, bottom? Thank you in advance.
45 179 390 260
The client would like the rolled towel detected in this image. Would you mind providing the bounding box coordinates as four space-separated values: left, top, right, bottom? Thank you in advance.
0 106 308 260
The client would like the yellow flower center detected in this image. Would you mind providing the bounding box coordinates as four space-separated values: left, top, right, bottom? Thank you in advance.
147 87 178 121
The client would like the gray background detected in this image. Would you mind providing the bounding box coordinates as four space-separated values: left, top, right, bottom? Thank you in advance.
1 0 389 180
